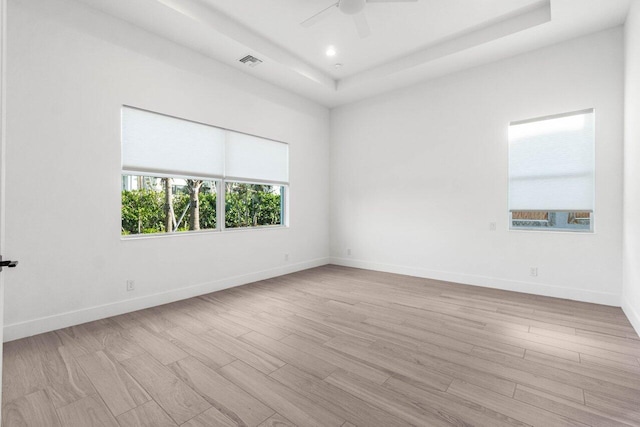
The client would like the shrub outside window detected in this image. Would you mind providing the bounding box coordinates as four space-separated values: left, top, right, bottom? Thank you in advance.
225 182 284 229
121 175 218 236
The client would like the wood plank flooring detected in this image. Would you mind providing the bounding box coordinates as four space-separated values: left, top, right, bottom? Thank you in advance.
3 265 640 426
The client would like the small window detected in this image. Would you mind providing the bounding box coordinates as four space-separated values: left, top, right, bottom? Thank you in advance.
508 109 595 232
224 182 285 229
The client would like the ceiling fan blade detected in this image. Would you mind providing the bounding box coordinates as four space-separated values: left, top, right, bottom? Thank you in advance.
353 12 371 38
366 0 417 2
301 2 339 27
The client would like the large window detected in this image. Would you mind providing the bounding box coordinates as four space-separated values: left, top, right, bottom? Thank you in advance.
121 107 288 236
508 109 595 232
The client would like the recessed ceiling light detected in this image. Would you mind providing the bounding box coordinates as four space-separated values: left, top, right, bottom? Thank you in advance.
326 46 337 57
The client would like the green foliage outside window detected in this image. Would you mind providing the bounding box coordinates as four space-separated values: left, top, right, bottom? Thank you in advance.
121 178 282 235
121 189 165 235
225 183 282 229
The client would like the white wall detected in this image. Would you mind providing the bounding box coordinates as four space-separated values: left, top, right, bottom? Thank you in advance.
623 0 640 334
330 28 624 306
4 0 330 341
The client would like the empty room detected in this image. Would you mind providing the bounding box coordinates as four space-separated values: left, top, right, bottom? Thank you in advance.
1 0 640 425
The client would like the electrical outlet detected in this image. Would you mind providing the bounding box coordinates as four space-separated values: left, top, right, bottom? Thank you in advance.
489 222 496 231
284 253 290 262
347 248 352 256
126 280 135 292
529 267 538 277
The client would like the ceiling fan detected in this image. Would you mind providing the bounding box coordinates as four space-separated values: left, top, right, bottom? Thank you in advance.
301 0 418 38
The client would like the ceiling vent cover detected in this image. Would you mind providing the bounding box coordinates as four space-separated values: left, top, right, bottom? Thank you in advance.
239 55 263 67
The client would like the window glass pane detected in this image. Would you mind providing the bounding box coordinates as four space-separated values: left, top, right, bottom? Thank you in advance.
121 174 217 235
224 182 284 229
511 211 591 231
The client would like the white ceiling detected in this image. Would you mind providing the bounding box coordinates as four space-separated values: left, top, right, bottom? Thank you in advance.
73 0 631 107
202 0 542 78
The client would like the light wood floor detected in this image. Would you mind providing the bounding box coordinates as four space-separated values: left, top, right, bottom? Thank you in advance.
3 265 640 427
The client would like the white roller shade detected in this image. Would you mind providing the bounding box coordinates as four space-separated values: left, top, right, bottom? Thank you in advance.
122 107 225 178
225 131 289 183
508 110 595 212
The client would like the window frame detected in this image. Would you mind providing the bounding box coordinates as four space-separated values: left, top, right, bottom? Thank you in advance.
120 172 222 238
220 179 289 232
120 106 290 239
121 173 288 239
507 109 596 234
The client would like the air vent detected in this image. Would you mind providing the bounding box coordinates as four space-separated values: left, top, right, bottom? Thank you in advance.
239 55 263 68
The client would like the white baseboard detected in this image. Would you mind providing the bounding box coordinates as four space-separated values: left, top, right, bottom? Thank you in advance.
622 297 640 338
330 257 621 307
3 257 330 342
